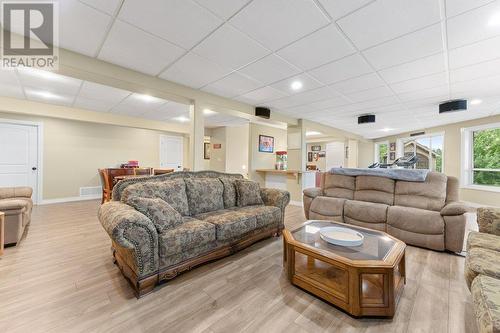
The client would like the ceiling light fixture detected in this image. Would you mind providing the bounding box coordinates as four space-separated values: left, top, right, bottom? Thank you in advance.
488 12 500 26
380 128 393 132
174 116 189 122
203 108 215 115
470 99 482 105
305 131 321 136
135 94 159 103
291 81 303 91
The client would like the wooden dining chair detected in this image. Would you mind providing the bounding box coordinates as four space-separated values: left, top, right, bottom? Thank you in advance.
134 167 152 176
153 168 174 175
98 169 112 203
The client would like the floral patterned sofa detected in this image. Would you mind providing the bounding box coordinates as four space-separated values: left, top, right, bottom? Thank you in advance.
98 171 290 297
465 207 500 333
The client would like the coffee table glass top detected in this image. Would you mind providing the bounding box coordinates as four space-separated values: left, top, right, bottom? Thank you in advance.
291 220 398 261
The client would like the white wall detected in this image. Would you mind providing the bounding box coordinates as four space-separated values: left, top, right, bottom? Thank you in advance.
225 124 249 176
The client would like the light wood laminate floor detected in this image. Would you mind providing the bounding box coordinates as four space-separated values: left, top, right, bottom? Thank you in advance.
0 201 477 333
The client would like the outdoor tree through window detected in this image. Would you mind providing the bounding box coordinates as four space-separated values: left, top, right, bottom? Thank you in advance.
472 127 500 186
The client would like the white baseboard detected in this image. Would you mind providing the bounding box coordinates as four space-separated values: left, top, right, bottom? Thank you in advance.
289 200 303 207
39 194 101 205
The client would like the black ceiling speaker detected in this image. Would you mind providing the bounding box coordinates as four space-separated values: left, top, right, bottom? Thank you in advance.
358 114 375 124
255 107 270 119
439 99 467 113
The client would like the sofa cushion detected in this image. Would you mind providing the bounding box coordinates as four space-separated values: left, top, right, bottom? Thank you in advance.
121 179 190 216
467 231 500 252
184 178 224 215
159 218 216 257
465 247 500 289
344 200 388 223
202 210 257 241
0 199 30 211
231 205 281 229
124 197 183 233
387 206 444 235
354 176 394 206
235 179 264 207
394 172 447 211
323 174 355 199
471 275 500 333
478 207 500 236
219 178 237 208
310 196 345 218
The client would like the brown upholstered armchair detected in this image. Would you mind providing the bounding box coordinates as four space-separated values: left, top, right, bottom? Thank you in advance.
0 187 33 245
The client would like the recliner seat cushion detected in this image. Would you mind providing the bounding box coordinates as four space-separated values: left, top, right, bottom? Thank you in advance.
184 178 224 215
344 200 388 223
121 179 190 216
310 196 345 218
159 219 216 257
354 176 395 205
394 172 447 211
387 206 444 235
202 210 257 241
323 174 355 199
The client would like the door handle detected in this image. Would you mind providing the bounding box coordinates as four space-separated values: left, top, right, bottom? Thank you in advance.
32 167 37 171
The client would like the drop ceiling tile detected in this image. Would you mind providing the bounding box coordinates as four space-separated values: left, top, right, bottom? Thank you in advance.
445 0 495 17
192 24 270 70
151 101 190 120
236 86 287 104
337 0 441 50
79 0 121 15
194 0 250 20
448 35 500 69
0 82 24 99
451 74 500 96
160 52 232 89
57 0 113 57
0 69 20 85
111 93 167 116
447 1 500 49
345 86 394 102
390 72 448 94
309 96 352 110
201 72 262 98
308 53 372 84
378 53 446 83
229 0 329 51
277 24 356 70
78 81 130 103
73 96 117 112
17 68 82 95
362 23 443 70
450 58 500 83
24 88 74 106
270 73 323 95
397 85 449 102
238 54 301 85
330 73 385 94
119 0 222 49
99 20 185 76
317 0 374 20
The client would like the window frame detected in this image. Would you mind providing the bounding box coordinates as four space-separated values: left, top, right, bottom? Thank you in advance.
461 122 500 193
396 132 445 172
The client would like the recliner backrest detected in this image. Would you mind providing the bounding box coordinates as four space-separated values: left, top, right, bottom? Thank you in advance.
394 172 447 211
354 176 395 205
323 174 355 199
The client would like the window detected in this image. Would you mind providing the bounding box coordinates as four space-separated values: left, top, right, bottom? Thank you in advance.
462 123 500 190
374 142 388 164
397 133 444 172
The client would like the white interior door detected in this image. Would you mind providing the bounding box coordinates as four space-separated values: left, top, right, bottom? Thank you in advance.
0 122 39 201
160 135 183 171
325 142 345 170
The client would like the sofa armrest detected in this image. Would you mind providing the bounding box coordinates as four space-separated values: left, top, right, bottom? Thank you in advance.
440 202 471 216
98 201 159 278
0 187 32 200
260 188 290 230
477 207 500 236
303 187 323 198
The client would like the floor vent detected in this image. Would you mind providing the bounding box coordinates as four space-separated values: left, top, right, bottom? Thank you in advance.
79 186 101 197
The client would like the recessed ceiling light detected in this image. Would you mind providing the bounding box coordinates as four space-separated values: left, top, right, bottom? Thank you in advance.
203 108 215 115
135 94 160 103
291 81 303 91
173 116 189 122
488 12 500 26
380 128 393 132
306 131 321 136
470 99 482 105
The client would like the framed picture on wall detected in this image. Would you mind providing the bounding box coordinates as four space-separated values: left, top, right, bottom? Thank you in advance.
389 152 396 161
258 135 274 153
311 145 321 151
390 142 396 151
308 152 313 162
204 142 210 160
318 151 326 158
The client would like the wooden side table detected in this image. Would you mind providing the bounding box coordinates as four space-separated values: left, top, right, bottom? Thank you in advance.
0 212 4 256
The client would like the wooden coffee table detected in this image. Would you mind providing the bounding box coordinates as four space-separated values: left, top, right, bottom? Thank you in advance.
283 220 406 317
